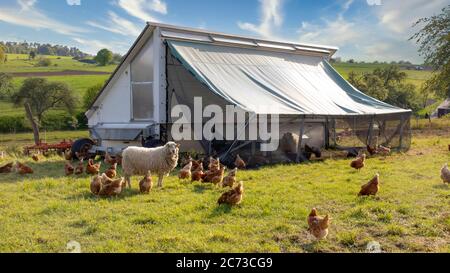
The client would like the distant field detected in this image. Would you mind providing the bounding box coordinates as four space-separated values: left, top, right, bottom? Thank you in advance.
1 54 117 73
0 74 110 118
332 63 432 88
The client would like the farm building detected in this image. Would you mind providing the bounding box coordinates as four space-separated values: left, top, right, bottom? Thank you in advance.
85 22 412 165
432 99 450 118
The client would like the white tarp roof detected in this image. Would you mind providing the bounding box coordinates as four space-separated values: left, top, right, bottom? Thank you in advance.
168 40 410 116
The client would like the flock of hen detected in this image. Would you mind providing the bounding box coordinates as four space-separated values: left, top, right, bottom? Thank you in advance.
1 144 450 240
178 154 246 206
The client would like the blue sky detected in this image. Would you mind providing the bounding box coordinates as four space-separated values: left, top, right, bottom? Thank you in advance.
0 0 448 63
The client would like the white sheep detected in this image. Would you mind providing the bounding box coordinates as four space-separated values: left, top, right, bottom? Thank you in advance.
122 142 179 188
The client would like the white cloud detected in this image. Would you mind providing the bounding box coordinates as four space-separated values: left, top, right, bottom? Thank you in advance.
18 0 36 10
66 0 81 6
86 11 142 37
375 0 448 34
150 0 167 14
72 37 129 55
238 0 283 38
295 0 448 63
298 16 362 47
298 1 359 47
117 0 168 22
0 0 86 35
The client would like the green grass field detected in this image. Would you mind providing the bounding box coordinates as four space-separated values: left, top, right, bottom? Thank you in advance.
1 54 116 73
0 129 449 253
0 75 110 117
332 63 433 88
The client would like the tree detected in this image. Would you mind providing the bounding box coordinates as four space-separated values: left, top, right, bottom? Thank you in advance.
112 53 123 64
83 83 104 109
94 48 113 66
411 5 450 98
0 73 14 99
12 78 77 123
348 65 422 112
349 72 388 101
29 51 36 60
0 45 6 63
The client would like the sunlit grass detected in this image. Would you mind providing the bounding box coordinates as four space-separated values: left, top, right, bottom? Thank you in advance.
0 132 448 253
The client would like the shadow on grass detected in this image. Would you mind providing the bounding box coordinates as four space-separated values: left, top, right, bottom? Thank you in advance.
64 188 141 201
192 184 212 194
433 184 449 190
209 204 233 217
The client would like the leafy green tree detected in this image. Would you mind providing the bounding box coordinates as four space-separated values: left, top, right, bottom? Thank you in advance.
372 66 406 88
83 83 104 109
0 73 14 99
348 65 421 112
411 5 450 98
12 78 77 123
348 71 388 101
29 51 36 60
112 53 123 64
94 48 113 66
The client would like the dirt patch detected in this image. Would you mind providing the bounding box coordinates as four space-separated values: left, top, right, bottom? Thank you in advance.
11 70 111 77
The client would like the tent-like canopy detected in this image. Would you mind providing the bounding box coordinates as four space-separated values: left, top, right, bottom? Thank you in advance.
168 40 411 116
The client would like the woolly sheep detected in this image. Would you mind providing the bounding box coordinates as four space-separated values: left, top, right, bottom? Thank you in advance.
122 142 180 188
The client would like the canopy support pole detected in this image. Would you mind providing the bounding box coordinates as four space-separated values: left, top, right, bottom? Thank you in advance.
366 116 374 146
399 114 406 151
296 118 305 162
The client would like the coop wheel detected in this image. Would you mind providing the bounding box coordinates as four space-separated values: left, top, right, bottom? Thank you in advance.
71 138 95 160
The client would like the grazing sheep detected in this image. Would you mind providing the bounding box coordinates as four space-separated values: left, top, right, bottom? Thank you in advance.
122 142 179 188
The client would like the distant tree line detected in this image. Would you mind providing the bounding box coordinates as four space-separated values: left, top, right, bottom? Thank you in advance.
0 41 89 58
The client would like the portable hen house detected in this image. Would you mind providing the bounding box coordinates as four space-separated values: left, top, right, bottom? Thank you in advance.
85 22 411 165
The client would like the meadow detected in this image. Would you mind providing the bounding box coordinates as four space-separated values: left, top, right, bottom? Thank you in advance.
0 54 116 73
0 128 449 253
332 62 433 88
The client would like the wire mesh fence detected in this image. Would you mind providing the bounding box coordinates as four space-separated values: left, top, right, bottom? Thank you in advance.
165 112 412 168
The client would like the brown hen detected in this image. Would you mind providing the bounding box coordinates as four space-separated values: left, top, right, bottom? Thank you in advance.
222 168 237 188
218 181 244 206
307 208 330 240
105 163 117 179
350 154 366 170
16 162 33 175
65 161 75 176
0 162 13 173
139 171 153 194
359 173 380 196
86 159 101 175
235 154 246 169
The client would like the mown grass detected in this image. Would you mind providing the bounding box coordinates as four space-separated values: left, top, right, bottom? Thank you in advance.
1 54 117 73
0 131 449 253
